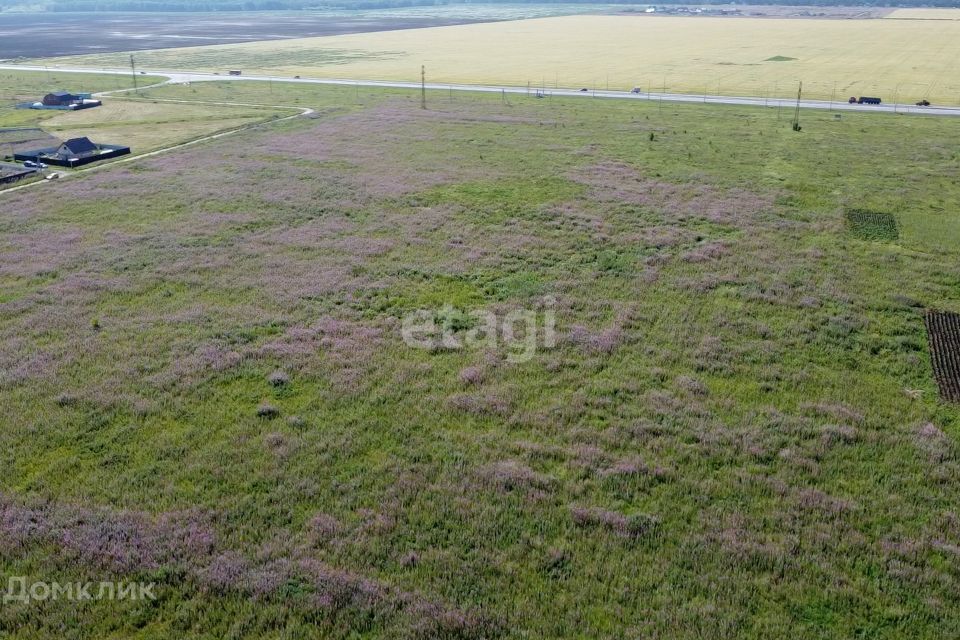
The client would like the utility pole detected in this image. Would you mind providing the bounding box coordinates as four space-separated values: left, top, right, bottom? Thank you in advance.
421 65 426 110
660 75 666 113
792 81 803 131
130 55 138 94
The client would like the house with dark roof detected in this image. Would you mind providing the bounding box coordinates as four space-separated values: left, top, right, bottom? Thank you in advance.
14 135 130 168
17 91 101 111
57 137 100 160
42 92 79 107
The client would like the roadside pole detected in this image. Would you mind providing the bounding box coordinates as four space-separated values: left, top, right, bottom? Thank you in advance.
130 55 138 95
421 65 426 110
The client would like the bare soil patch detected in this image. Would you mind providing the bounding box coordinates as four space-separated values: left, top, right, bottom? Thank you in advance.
0 12 490 59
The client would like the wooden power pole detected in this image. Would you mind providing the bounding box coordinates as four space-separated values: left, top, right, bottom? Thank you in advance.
792 81 803 131
421 65 426 110
130 55 138 94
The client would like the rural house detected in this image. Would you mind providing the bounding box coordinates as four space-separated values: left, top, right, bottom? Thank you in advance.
21 91 101 111
57 136 99 159
14 135 130 167
42 91 79 106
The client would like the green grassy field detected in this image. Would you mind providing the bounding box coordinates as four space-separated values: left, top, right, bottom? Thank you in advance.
1 77 959 639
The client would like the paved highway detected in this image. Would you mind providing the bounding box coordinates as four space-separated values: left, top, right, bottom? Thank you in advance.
4 63 960 118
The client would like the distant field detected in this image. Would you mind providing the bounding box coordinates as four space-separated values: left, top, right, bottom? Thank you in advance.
887 8 960 20
0 5 618 59
37 15 960 104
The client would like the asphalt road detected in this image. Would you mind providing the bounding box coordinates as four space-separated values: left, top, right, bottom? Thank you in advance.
4 63 960 118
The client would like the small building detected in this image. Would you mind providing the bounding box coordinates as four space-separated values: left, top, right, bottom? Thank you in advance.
19 91 101 111
14 136 130 168
57 136 99 159
42 91 79 106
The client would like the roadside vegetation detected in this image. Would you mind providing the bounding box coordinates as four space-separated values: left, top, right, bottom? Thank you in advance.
1 78 959 639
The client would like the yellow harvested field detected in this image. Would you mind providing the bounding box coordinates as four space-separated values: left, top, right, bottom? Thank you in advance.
46 15 960 104
887 8 960 20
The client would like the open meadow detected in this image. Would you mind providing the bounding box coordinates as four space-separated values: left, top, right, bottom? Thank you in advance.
37 13 960 105
1 74 959 638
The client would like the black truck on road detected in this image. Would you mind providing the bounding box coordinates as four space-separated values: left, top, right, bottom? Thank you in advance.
849 96 882 105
